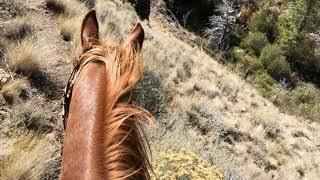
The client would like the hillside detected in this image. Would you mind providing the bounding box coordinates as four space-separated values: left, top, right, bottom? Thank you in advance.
0 0 319 179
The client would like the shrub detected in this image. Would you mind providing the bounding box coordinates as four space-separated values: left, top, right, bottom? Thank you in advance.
286 34 320 76
12 102 53 132
0 0 25 20
45 0 86 17
266 58 291 80
152 147 223 179
57 15 80 42
250 71 277 98
227 47 246 63
240 32 269 56
249 10 276 41
238 55 263 76
3 16 33 41
260 44 291 80
4 38 40 75
259 44 283 66
0 78 26 103
45 0 66 14
279 84 320 122
0 134 59 180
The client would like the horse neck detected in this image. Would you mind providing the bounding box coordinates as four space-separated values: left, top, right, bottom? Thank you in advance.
61 48 152 180
61 62 107 180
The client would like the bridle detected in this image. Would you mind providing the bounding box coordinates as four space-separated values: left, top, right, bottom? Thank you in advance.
62 60 80 130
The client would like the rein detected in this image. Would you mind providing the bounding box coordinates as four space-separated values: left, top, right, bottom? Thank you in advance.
62 56 105 130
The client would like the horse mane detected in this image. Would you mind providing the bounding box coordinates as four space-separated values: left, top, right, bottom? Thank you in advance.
79 41 154 179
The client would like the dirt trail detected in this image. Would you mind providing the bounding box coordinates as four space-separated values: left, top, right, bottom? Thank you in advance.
26 0 73 121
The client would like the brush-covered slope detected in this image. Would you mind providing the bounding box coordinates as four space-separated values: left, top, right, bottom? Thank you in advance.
97 1 320 179
0 0 319 179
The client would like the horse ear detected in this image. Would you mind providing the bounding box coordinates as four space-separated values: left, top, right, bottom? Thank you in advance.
81 10 99 49
125 23 144 51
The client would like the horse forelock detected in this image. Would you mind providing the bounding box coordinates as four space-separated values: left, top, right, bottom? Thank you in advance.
77 42 155 179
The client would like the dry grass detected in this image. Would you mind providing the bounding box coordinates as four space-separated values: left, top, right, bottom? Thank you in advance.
11 101 54 133
4 38 40 75
57 15 81 42
46 0 86 45
3 16 33 41
96 0 139 42
0 133 60 180
0 0 25 20
0 78 26 103
132 6 320 178
46 0 87 62
45 0 86 17
0 1 62 179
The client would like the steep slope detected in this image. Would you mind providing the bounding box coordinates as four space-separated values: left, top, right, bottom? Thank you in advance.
137 2 320 179
90 0 320 179
0 0 72 179
140 21 320 179
1 0 320 179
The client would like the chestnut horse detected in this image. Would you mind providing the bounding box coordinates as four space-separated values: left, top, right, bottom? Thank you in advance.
61 10 154 180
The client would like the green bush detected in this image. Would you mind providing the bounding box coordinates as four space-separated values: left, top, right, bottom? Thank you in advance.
277 0 307 47
259 44 291 80
286 34 320 75
238 55 263 75
250 71 277 98
228 47 264 76
249 10 276 41
240 32 269 56
302 1 320 32
266 58 291 80
279 84 320 122
227 47 246 63
259 44 283 65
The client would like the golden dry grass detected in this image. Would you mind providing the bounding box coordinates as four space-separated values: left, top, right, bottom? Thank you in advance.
3 16 33 40
11 101 54 132
0 134 59 180
96 0 139 42
47 0 87 62
0 78 26 103
0 0 62 179
4 38 40 75
57 15 81 42
45 0 86 17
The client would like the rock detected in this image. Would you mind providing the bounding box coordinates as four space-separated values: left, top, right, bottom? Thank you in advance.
0 68 10 85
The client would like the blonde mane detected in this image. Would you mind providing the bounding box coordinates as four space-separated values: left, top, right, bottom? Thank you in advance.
78 42 155 179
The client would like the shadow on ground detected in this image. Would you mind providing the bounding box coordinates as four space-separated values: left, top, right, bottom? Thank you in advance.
29 71 64 100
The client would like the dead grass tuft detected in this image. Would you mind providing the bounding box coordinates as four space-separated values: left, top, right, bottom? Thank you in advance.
57 15 81 42
4 38 41 75
0 0 25 20
11 101 54 133
45 0 66 14
45 0 86 17
0 134 60 180
3 16 33 41
0 78 26 104
96 0 139 42
47 0 86 62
